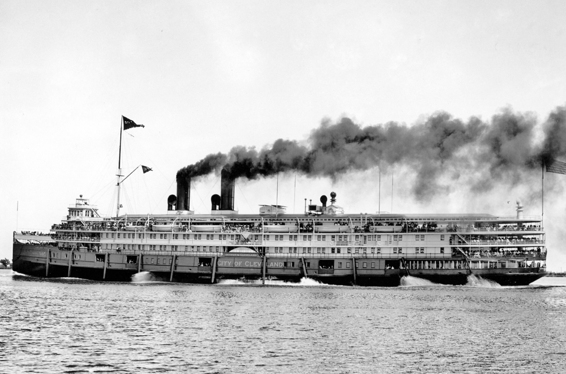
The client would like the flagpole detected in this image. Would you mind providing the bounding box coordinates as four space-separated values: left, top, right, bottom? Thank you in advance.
391 168 394 213
378 164 381 215
293 173 296 214
540 161 544 230
116 116 124 218
275 173 279 218
120 166 140 186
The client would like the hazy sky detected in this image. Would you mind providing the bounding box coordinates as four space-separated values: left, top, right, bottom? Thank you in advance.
2 0 566 268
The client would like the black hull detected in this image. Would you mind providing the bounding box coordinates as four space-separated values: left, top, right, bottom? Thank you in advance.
13 244 546 287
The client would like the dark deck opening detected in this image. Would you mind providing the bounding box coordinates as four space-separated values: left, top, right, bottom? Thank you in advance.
198 258 212 267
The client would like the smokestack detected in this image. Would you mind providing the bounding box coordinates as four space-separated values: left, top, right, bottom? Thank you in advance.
220 168 235 211
176 175 191 211
211 194 221 210
167 194 177 211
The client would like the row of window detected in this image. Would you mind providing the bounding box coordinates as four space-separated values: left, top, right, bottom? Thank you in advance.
101 244 445 254
104 232 444 242
68 210 95 217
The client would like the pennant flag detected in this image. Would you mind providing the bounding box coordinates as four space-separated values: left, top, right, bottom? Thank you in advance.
142 165 153 174
123 116 144 130
546 159 566 175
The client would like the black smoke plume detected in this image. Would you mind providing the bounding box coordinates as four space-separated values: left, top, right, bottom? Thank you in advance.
177 106 566 200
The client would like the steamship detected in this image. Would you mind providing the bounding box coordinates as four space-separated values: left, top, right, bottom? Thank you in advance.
12 117 547 286
12 171 546 286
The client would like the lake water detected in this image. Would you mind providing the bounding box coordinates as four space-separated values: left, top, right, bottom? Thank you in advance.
1 269 566 373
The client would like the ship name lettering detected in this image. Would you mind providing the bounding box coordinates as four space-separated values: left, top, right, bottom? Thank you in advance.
244 261 261 267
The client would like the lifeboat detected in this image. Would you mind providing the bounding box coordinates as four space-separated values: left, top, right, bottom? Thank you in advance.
314 224 350 233
151 223 182 232
369 225 403 233
263 224 298 233
190 224 223 232
124 224 143 231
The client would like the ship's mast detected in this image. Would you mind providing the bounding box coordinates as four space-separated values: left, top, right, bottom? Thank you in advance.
116 116 124 218
115 116 145 218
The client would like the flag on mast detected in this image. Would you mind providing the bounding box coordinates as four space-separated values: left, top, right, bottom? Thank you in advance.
123 116 144 130
546 159 566 175
141 165 153 174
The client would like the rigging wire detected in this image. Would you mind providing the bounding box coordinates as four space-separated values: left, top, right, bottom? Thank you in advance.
150 179 176 214
236 182 253 213
192 187 207 213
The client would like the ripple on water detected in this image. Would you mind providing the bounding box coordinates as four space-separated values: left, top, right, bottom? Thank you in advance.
2 273 566 373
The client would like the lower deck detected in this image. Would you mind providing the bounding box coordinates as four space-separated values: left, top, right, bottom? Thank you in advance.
12 244 546 286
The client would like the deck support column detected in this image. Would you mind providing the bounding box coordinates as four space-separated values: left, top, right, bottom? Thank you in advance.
103 252 108 280
301 257 308 278
262 255 266 284
45 248 51 277
352 257 357 285
138 254 142 273
67 249 73 277
211 255 218 284
169 254 176 282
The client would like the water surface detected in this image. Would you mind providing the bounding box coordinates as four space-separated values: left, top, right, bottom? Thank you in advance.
1 270 565 373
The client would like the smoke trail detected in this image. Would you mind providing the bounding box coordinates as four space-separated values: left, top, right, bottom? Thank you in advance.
177 106 566 200
177 153 227 179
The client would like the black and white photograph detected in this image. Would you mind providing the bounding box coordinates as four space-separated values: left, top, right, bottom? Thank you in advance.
1 0 566 372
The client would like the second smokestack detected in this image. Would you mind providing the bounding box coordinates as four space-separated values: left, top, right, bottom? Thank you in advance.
176 175 191 211
220 168 235 211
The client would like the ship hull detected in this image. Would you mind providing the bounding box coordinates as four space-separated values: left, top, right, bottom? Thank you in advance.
13 244 546 286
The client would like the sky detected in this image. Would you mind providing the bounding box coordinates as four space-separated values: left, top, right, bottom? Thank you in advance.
2 0 566 269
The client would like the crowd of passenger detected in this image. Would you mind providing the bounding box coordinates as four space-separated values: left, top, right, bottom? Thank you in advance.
223 223 262 233
467 237 543 245
18 231 52 236
55 234 99 241
51 218 544 238
457 247 545 258
56 245 101 252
